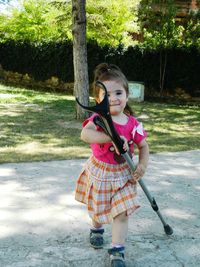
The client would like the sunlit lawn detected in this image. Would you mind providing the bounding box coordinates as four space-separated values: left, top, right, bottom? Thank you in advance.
0 83 200 163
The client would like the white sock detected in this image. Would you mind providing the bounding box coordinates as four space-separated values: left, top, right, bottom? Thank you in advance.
111 243 125 249
90 225 104 230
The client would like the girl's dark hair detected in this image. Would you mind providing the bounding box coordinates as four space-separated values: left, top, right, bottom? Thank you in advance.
92 63 133 115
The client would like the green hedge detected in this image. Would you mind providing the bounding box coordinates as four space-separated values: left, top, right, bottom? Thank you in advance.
0 40 199 96
0 40 74 82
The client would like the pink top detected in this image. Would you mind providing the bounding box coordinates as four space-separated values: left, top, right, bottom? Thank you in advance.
83 114 147 165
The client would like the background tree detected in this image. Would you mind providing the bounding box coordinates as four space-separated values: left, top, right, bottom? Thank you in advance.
86 0 139 46
51 0 139 46
138 0 182 95
1 0 199 102
72 0 89 120
0 0 63 42
0 0 139 46
181 9 200 47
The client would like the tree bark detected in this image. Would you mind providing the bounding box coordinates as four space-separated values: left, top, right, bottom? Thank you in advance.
72 0 89 120
159 49 167 96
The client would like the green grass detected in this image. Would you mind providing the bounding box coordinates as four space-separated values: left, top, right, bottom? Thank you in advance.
0 83 200 163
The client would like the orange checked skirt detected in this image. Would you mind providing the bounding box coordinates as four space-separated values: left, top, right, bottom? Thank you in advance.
75 155 140 224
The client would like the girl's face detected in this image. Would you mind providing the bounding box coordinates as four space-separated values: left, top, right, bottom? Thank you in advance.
98 80 128 116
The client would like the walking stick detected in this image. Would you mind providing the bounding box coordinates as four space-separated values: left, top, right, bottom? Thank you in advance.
76 81 173 235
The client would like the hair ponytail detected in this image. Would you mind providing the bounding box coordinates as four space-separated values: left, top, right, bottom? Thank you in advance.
124 103 134 116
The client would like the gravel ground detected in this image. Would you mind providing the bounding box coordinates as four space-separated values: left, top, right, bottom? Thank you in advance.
0 150 200 267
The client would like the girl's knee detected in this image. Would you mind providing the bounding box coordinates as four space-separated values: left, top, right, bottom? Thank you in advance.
114 211 128 222
92 219 103 228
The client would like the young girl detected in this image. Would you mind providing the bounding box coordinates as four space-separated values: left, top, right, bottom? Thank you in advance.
75 63 149 267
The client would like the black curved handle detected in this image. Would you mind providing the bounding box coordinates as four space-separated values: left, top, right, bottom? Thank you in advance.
76 81 126 154
76 81 109 117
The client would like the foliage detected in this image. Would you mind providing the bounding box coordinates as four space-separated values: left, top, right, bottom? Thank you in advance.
137 0 200 95
0 0 200 97
86 0 139 46
50 0 140 46
1 0 199 48
0 0 65 42
182 10 200 48
0 40 199 96
138 0 178 48
138 0 200 49
0 0 140 46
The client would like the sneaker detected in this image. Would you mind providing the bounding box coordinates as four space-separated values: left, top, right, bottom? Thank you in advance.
89 228 104 249
108 247 126 267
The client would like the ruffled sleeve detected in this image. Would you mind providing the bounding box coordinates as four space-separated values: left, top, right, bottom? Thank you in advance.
131 119 147 144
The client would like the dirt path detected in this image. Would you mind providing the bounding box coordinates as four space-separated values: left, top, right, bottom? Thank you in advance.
0 150 200 267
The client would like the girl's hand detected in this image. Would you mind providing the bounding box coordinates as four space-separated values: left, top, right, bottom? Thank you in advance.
121 136 129 152
130 163 146 184
112 136 129 155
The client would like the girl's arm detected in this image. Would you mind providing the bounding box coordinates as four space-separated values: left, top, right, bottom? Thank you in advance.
81 121 112 144
81 121 129 154
131 139 149 183
137 139 149 169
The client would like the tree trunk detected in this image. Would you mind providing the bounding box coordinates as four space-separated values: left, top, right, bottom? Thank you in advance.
159 49 167 96
72 0 89 120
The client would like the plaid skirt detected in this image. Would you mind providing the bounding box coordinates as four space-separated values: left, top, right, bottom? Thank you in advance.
75 155 140 224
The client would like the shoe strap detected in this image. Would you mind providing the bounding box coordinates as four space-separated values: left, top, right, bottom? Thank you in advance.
110 254 125 262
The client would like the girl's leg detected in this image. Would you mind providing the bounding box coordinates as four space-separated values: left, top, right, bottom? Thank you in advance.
91 219 103 229
108 212 128 266
90 219 104 249
112 211 128 245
